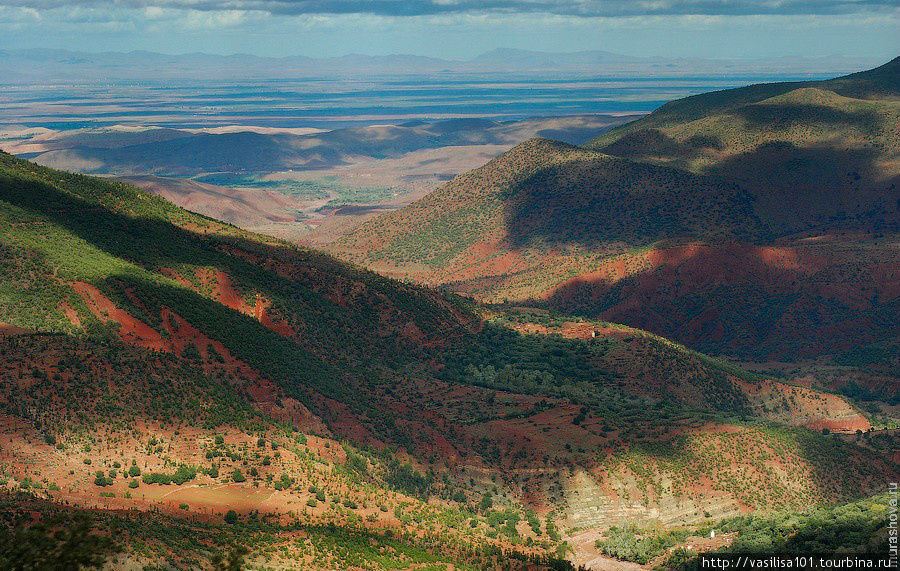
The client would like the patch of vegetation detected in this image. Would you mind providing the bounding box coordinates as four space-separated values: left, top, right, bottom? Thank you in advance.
385 460 432 499
720 493 892 554
596 523 693 564
141 465 197 486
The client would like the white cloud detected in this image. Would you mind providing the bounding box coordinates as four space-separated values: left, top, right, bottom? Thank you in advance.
183 8 247 29
0 5 41 24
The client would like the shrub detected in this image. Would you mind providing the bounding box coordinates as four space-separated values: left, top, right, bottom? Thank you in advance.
181 341 201 361
93 472 112 487
171 465 197 485
142 473 172 485
141 465 196 486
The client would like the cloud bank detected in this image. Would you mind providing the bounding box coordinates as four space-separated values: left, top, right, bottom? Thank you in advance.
1 0 897 17
0 0 895 60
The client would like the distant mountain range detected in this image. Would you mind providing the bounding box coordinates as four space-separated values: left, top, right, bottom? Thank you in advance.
0 47 880 82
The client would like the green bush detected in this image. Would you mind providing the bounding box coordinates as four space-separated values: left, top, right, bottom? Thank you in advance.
595 524 689 564
93 472 113 487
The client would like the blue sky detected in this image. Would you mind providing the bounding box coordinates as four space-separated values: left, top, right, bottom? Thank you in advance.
0 1 897 60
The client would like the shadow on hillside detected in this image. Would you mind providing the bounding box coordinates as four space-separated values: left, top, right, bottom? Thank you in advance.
790 428 894 506
709 141 897 234
731 102 882 135
620 422 897 511
102 272 340 390
498 122 895 351
499 156 766 251
79 267 457 447
0 164 469 367
598 128 723 162
73 131 325 176
598 101 883 165
540 240 895 361
436 323 893 505
710 140 885 191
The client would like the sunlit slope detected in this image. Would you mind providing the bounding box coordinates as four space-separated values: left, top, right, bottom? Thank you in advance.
332 138 767 277
332 59 900 361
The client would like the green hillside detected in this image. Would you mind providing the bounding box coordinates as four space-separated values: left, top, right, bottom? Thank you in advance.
0 148 896 568
588 56 899 136
332 58 900 362
587 57 899 233
331 137 768 282
0 150 472 414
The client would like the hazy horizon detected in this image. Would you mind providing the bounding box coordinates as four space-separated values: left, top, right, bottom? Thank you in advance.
1 46 891 63
0 1 896 62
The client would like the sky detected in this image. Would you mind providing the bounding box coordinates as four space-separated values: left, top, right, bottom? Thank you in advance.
0 1 897 61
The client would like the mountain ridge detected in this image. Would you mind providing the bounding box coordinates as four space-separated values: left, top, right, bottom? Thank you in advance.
331 58 899 363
